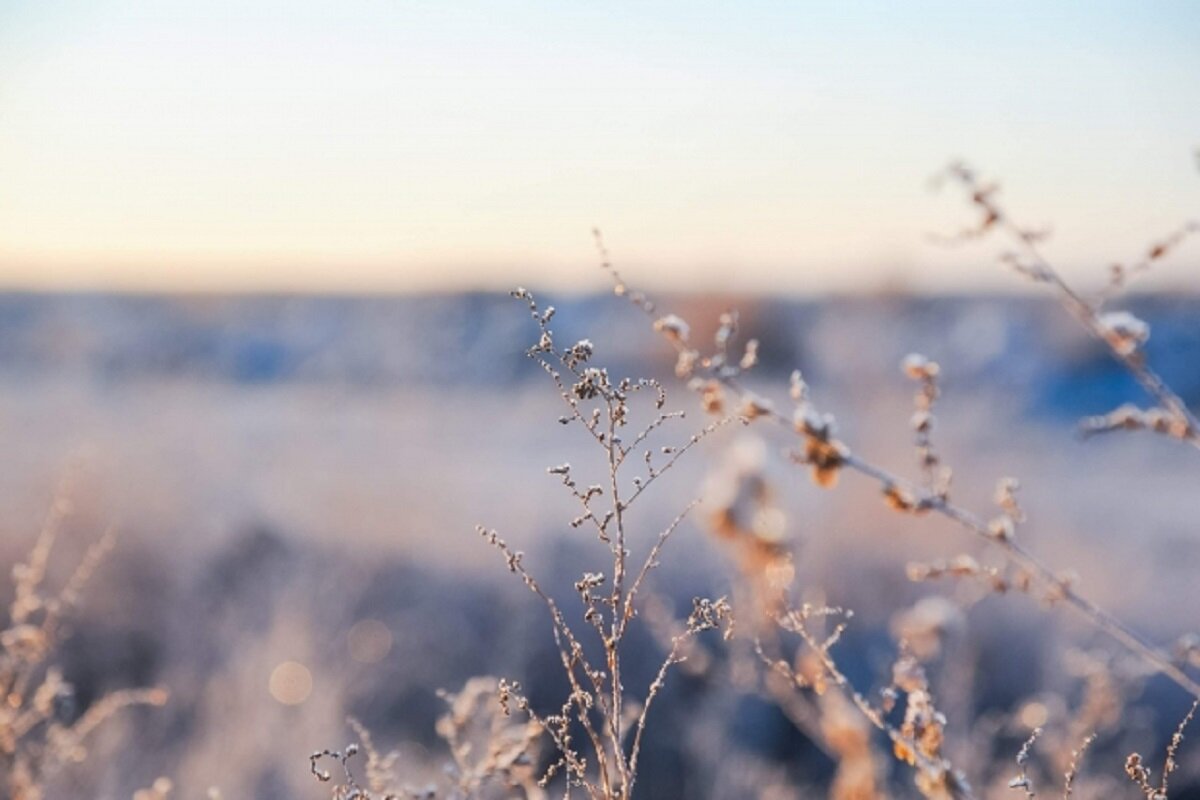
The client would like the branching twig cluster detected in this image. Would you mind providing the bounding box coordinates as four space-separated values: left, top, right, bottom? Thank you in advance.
933 161 1200 448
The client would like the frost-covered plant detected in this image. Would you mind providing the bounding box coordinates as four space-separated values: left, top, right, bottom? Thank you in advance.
472 289 736 799
311 683 545 800
316 158 1200 799
1 487 167 800
934 161 1200 448
590 165 1200 793
315 289 737 799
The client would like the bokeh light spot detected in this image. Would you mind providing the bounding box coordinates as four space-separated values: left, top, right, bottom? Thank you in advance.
1019 701 1049 729
269 661 313 705
348 619 393 664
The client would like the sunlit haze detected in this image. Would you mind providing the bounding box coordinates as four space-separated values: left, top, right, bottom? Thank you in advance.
2 1 1198 293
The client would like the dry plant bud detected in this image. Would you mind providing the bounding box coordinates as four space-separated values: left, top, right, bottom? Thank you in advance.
653 314 690 345
993 477 1025 523
739 393 774 420
572 367 608 400
902 353 940 381
988 516 1015 541
690 378 725 414
792 403 848 487
1098 310 1150 356
1041 570 1080 606
1125 753 1153 795
739 339 760 371
792 404 832 439
892 655 927 694
788 369 809 402
906 562 932 582
574 572 605 594
883 483 930 514
565 339 594 367
714 311 737 350
675 348 700 378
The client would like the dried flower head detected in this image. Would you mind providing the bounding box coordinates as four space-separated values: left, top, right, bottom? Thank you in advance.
653 314 691 345
1098 310 1151 356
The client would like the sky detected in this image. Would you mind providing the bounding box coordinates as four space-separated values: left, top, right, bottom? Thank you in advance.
1 1 1198 294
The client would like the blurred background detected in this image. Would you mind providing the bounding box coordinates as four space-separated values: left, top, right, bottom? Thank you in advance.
1 2 1199 798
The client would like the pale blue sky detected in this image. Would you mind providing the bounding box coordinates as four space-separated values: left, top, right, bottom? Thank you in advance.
1 1 1198 292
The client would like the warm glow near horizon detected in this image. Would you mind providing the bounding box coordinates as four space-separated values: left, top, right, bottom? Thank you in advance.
1 1 1198 294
